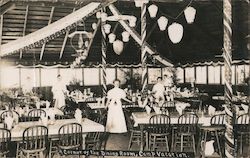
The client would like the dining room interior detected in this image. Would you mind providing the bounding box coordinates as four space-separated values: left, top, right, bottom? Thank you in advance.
0 0 249 157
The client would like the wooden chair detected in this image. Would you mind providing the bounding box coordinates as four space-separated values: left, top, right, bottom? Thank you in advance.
0 110 19 123
173 113 198 153
20 125 48 158
161 101 175 113
236 113 250 156
0 128 11 158
28 109 46 118
58 123 82 150
147 114 171 151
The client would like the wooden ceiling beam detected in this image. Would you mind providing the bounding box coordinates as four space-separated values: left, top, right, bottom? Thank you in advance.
0 1 15 15
108 4 173 67
0 15 3 57
40 6 55 60
59 8 75 59
20 5 29 59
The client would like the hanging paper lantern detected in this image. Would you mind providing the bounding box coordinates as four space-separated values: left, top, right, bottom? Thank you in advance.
96 12 101 19
129 16 137 27
101 12 107 22
108 33 116 43
78 34 84 48
134 0 149 7
103 24 111 34
92 23 97 30
113 40 124 55
75 57 81 64
148 4 158 18
122 31 130 42
168 22 183 44
184 6 196 24
157 16 168 31
85 41 89 47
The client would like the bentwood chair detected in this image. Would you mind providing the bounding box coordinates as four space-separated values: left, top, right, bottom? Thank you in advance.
0 110 19 123
161 101 175 113
0 128 11 158
173 113 198 153
58 123 82 152
20 125 48 158
28 109 46 118
236 113 250 156
147 114 171 151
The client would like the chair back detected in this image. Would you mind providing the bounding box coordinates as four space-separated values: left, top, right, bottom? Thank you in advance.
178 113 198 134
162 101 175 108
0 110 19 122
58 123 82 149
55 115 73 120
28 109 46 118
85 97 96 102
148 114 170 134
0 128 11 155
237 113 249 124
19 116 40 122
22 125 48 151
211 114 225 125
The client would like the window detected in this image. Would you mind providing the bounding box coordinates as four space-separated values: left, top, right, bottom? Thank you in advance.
208 66 220 84
148 68 161 84
176 67 184 83
84 68 99 86
0 66 19 88
196 66 207 84
41 68 58 87
236 65 245 84
106 68 116 85
21 68 40 88
185 67 195 82
117 68 131 85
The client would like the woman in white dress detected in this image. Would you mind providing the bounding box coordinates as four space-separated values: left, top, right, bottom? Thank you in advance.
51 75 68 109
106 79 132 133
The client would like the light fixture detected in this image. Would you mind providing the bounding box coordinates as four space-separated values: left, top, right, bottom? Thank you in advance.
134 0 149 7
108 33 116 43
148 4 158 18
157 16 168 31
184 6 196 24
122 31 130 42
103 24 111 34
129 16 137 27
168 23 183 44
113 40 124 55
92 23 97 30
101 12 107 22
96 12 101 19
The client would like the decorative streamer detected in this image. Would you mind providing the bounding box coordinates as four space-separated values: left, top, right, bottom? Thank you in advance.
101 8 107 96
223 0 236 157
141 2 148 93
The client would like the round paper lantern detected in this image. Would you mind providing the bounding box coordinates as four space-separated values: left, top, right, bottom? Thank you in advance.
168 23 183 44
103 24 111 34
157 16 168 31
113 40 124 55
85 41 89 47
129 17 137 27
184 6 196 24
134 0 149 7
92 23 97 30
96 12 101 19
108 33 116 43
122 31 130 42
148 4 158 18
101 12 107 22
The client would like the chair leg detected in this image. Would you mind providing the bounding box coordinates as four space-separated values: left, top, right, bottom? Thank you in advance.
165 136 169 151
192 135 196 154
153 136 156 150
181 135 184 152
240 134 243 155
128 131 133 150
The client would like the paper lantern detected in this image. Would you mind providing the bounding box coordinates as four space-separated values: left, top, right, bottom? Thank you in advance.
85 41 89 47
92 23 97 30
122 31 130 42
103 24 111 34
184 6 196 24
168 23 183 44
113 40 124 55
157 16 168 31
148 4 158 18
101 12 107 22
96 12 101 19
134 0 149 7
108 33 116 43
129 17 137 27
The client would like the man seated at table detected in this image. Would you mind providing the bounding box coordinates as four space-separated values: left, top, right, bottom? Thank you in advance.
152 77 165 103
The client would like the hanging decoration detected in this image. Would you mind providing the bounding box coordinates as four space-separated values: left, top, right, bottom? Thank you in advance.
122 31 130 42
184 6 196 24
103 24 111 34
108 33 116 43
148 4 158 18
92 23 97 30
134 0 149 8
168 23 183 44
113 40 124 55
157 16 168 31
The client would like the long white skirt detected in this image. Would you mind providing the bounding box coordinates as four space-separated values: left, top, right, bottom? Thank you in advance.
106 101 127 133
54 92 65 109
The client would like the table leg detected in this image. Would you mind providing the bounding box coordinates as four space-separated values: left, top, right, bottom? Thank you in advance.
140 125 144 151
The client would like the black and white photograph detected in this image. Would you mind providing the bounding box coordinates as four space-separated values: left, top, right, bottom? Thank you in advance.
0 0 249 157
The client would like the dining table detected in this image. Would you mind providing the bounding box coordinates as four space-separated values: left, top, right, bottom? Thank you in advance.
0 118 105 149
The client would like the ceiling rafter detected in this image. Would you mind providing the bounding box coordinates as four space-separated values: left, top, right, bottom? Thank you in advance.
59 8 76 59
20 5 29 59
108 4 173 67
0 15 3 56
0 0 15 15
40 6 55 60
